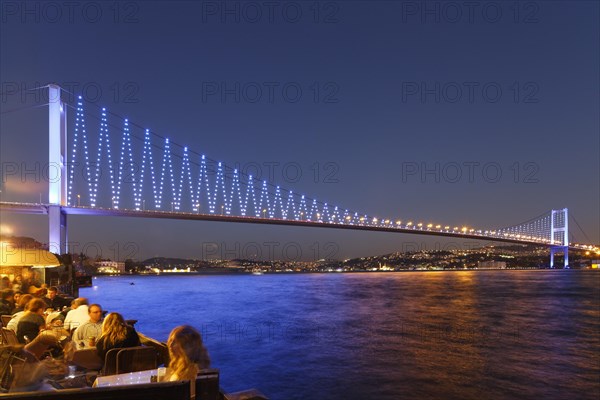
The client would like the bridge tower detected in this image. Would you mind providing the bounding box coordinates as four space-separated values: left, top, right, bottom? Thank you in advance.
550 208 568 268
48 84 68 254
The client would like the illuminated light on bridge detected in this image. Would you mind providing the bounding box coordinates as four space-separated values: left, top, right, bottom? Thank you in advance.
3 85 597 268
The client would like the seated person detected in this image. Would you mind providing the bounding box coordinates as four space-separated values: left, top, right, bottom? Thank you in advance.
0 276 10 289
42 286 70 311
23 323 71 359
72 304 103 349
45 311 65 327
20 270 44 296
6 294 34 332
63 298 90 332
12 275 23 292
16 298 46 343
13 290 23 306
95 312 141 362
0 288 15 315
0 344 56 392
166 325 210 381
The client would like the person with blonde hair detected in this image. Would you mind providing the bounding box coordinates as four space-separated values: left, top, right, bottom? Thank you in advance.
95 312 140 361
166 325 210 381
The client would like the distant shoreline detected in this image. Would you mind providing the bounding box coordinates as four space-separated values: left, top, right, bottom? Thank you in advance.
91 267 595 278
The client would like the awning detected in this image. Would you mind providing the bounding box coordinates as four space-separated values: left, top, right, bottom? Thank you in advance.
0 247 61 268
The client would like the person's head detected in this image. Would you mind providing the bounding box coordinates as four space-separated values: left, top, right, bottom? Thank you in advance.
167 325 210 380
47 287 58 299
13 275 22 283
88 304 103 323
74 297 89 308
26 298 46 315
100 312 128 345
1 288 14 302
70 297 87 309
18 294 33 310
45 312 64 327
13 290 22 303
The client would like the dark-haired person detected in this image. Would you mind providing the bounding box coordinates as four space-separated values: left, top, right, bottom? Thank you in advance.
20 270 43 296
0 288 15 315
7 294 34 332
72 303 103 349
12 275 23 292
13 290 23 306
0 276 10 290
42 286 69 310
16 298 46 343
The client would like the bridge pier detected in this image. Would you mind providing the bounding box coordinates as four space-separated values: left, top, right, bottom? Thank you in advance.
48 205 68 254
550 246 569 269
550 208 569 268
48 84 68 254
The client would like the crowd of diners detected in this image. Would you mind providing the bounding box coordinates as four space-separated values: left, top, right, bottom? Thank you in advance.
0 285 211 392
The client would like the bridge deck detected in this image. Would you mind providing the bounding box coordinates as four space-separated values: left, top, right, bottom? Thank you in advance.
0 202 583 248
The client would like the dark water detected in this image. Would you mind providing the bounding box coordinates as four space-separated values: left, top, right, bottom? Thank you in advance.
81 271 600 399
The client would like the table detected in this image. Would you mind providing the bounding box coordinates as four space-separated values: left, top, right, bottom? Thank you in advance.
94 368 168 387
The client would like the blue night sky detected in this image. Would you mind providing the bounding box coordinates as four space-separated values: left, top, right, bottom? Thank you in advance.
1 1 598 261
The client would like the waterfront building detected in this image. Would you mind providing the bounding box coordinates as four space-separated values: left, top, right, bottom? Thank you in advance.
477 261 507 269
95 260 126 274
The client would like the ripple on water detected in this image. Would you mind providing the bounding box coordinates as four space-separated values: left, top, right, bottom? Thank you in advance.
82 271 600 400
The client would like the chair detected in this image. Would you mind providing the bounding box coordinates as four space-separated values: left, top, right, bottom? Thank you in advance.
0 347 17 392
0 317 7 344
0 347 27 393
101 348 120 376
102 346 158 376
195 369 220 400
71 348 103 371
125 319 138 327
1 328 19 346
138 332 169 366
116 346 158 374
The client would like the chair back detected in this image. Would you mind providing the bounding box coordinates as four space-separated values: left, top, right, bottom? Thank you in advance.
138 332 170 366
101 348 120 376
0 315 11 328
0 347 27 393
71 348 103 371
195 369 220 400
115 346 158 374
1 328 19 346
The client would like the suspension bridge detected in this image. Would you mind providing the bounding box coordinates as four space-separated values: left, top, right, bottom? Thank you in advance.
1 85 597 267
